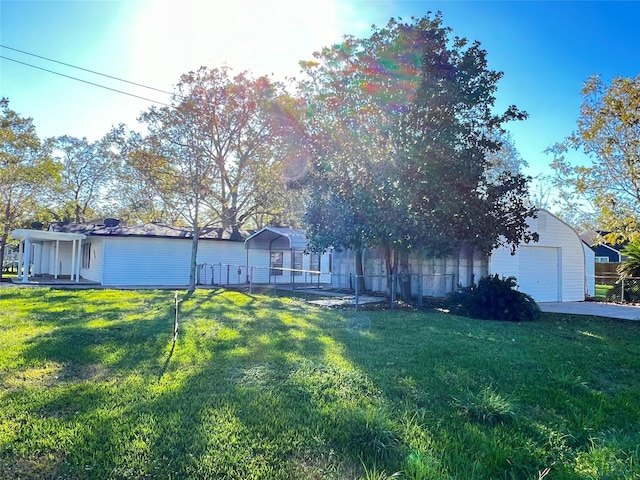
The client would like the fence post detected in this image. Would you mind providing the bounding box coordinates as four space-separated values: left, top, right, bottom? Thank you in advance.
391 273 396 309
621 278 625 303
173 291 179 342
249 266 253 294
355 274 360 311
417 274 423 308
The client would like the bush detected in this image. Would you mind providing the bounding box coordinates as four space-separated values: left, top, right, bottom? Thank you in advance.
446 274 540 321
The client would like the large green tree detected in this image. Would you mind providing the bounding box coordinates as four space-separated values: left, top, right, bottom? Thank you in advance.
548 75 640 239
299 15 536 300
123 67 297 291
0 99 59 279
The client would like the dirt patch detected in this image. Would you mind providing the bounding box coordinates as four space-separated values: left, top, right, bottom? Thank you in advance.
0 451 68 480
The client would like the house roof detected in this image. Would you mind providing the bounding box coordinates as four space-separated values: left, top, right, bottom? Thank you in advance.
244 227 308 250
579 230 627 251
50 222 252 242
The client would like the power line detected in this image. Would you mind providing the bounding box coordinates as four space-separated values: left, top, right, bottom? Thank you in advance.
0 44 173 95
0 55 170 106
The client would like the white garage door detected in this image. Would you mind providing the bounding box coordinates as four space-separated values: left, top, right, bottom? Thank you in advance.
518 246 560 302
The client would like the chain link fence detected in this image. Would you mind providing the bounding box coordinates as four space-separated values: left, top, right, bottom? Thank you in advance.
594 275 640 303
197 264 455 309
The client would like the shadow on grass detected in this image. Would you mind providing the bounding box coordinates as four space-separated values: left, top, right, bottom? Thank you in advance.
2 289 374 478
3 289 640 479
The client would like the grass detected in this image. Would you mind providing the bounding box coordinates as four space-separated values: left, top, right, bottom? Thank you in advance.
594 284 614 301
0 287 639 479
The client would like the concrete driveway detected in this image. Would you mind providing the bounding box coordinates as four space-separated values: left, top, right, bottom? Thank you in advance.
539 302 640 320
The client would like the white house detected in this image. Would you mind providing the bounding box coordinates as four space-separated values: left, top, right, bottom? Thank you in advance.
12 221 252 287
11 223 332 288
10 210 593 301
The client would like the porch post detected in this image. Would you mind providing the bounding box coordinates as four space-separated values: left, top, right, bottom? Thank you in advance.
75 239 82 283
71 239 76 281
17 240 24 281
54 240 60 279
21 237 31 283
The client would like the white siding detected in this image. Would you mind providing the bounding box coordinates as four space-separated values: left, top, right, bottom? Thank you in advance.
331 247 462 297
81 238 104 283
102 237 192 286
246 248 331 284
48 241 75 276
196 241 248 285
99 237 248 286
583 242 595 297
490 210 586 302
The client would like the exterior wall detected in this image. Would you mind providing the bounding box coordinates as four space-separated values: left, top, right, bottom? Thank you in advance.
196 240 249 285
99 237 248 287
101 237 193 286
81 238 105 283
330 247 477 297
583 242 595 297
31 242 48 274
594 245 622 263
247 247 331 284
47 241 76 276
490 210 586 302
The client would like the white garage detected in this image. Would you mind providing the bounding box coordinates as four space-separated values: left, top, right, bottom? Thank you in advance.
490 209 593 302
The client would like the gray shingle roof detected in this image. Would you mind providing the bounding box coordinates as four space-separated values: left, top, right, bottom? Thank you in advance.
50 222 252 242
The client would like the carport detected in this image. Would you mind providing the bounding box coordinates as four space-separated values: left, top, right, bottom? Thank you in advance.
244 227 310 284
11 229 86 284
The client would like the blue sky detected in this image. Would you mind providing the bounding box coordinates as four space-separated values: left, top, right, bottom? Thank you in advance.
1 0 638 179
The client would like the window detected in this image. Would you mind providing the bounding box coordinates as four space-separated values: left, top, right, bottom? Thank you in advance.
293 251 303 276
310 253 320 273
81 243 91 269
270 252 283 276
595 256 610 263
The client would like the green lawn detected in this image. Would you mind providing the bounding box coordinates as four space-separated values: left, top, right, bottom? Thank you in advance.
1 287 639 479
594 284 614 301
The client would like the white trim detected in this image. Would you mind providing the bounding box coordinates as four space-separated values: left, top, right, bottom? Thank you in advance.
11 229 86 242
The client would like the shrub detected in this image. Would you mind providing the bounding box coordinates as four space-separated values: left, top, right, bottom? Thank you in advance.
446 274 540 321
617 241 640 279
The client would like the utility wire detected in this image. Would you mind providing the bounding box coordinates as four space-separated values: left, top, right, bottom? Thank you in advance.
0 44 173 95
0 55 170 106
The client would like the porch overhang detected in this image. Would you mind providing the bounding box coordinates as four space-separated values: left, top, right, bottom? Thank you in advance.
11 229 87 284
12 229 86 242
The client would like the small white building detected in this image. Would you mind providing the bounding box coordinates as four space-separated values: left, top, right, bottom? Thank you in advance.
490 209 594 302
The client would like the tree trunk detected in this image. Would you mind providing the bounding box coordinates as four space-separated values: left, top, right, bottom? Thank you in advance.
383 243 397 295
0 232 7 282
188 224 199 293
398 250 412 303
354 248 366 293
